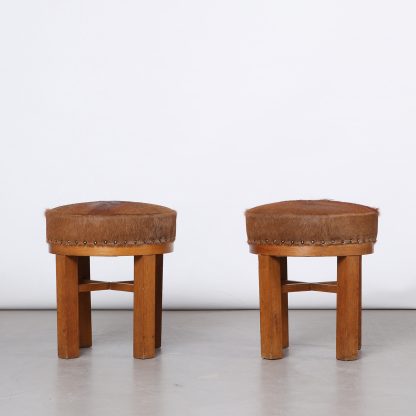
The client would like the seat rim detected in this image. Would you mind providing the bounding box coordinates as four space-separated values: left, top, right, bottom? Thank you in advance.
249 242 374 257
49 242 174 257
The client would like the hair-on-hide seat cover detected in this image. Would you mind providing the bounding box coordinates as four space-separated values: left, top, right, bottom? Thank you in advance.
245 200 378 246
46 201 176 247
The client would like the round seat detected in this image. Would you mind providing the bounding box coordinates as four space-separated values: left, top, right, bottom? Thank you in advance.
246 200 378 256
246 200 380 360
46 201 176 255
46 200 176 359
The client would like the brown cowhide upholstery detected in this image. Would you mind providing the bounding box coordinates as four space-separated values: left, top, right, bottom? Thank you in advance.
46 201 176 247
245 200 378 246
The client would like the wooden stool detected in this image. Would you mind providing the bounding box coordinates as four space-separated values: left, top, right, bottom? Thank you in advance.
45 201 176 359
245 200 379 361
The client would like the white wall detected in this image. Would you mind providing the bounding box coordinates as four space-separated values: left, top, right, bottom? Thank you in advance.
0 1 415 309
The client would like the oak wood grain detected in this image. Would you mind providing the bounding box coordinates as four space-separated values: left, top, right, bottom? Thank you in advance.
133 255 156 359
250 243 373 257
280 257 289 349
258 255 284 359
311 281 338 293
78 280 110 292
110 281 134 292
358 256 362 350
78 256 92 348
49 243 173 257
155 254 163 349
336 256 361 360
56 255 80 358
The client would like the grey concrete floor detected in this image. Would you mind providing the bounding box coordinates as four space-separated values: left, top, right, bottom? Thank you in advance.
0 310 416 416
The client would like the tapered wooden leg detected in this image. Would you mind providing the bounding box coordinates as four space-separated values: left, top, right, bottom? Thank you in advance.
281 257 289 349
336 256 361 361
134 255 156 359
78 257 92 348
155 254 163 349
56 255 80 359
258 255 284 359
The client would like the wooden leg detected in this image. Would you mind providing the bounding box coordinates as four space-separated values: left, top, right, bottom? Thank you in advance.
281 257 289 349
133 255 156 359
78 257 92 348
358 256 362 350
258 255 284 359
56 255 80 359
336 256 361 361
155 254 163 349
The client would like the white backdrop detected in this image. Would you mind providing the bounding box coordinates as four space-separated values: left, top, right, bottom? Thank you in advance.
0 1 415 309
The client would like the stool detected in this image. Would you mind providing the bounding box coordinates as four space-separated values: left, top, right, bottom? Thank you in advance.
245 200 378 361
45 201 176 359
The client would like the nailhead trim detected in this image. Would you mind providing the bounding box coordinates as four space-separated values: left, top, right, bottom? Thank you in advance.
48 237 174 247
247 238 376 246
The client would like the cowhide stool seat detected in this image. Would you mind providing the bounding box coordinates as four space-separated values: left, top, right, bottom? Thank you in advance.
45 201 176 359
245 200 378 361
